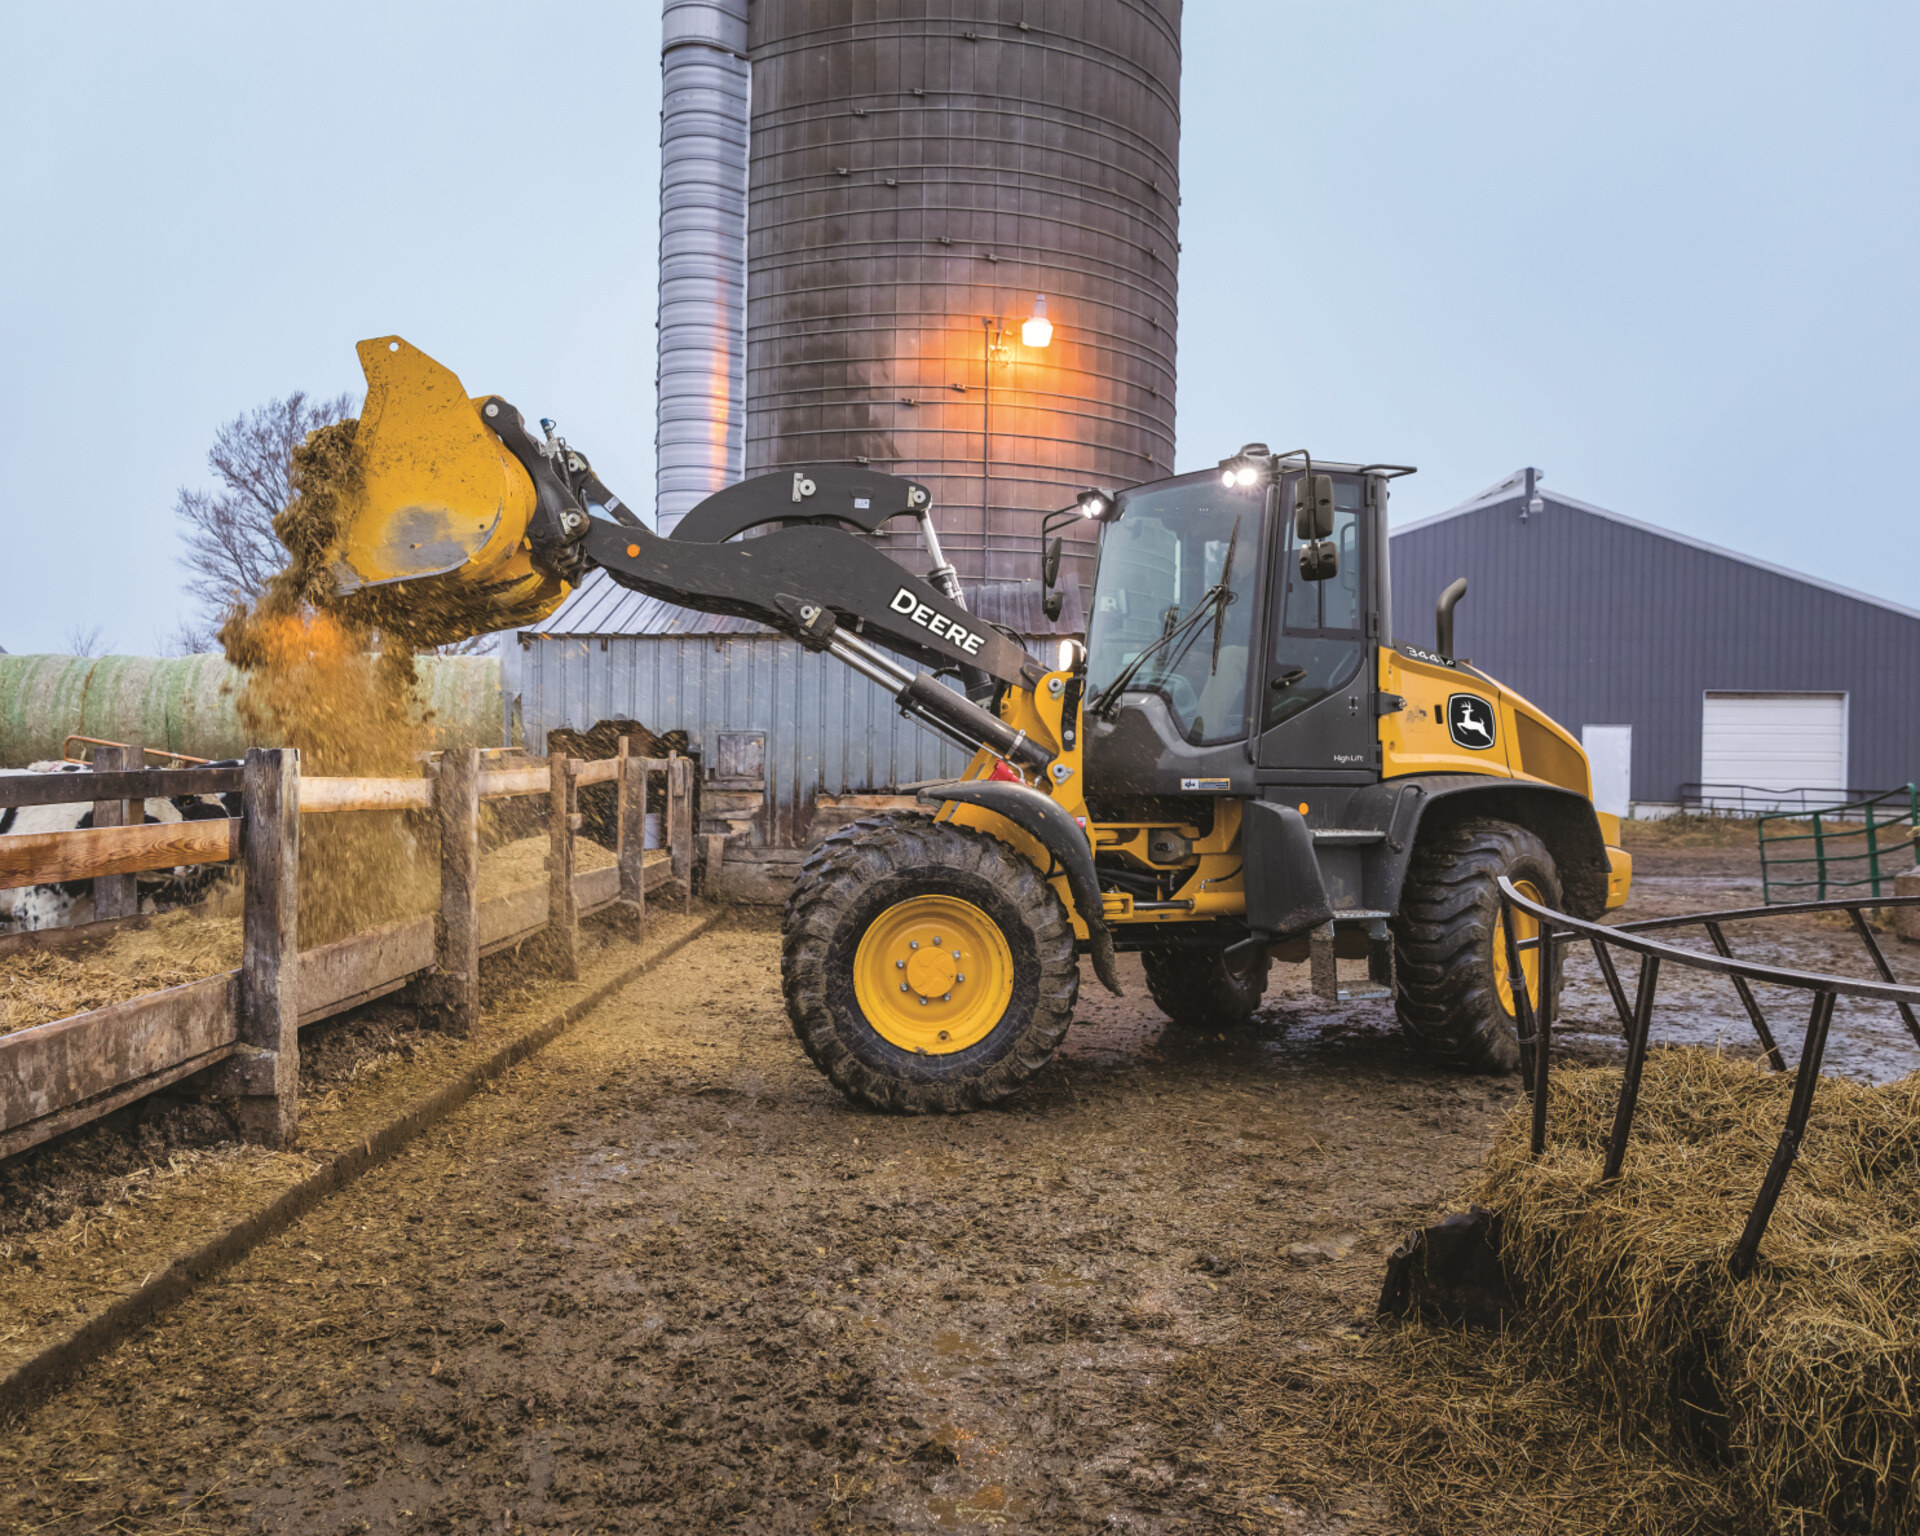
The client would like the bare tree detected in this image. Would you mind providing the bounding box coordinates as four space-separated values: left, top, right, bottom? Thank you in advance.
64 622 112 656
155 620 215 656
173 391 504 657
173 391 355 640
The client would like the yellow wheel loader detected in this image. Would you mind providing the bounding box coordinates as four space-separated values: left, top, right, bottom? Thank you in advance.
327 337 1632 1112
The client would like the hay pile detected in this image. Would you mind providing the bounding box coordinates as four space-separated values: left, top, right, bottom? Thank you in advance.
1472 1049 1920 1534
0 906 243 1036
1149 1049 1920 1536
0 837 614 1036
476 834 614 902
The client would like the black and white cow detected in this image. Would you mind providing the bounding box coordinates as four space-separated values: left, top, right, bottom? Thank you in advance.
0 760 243 931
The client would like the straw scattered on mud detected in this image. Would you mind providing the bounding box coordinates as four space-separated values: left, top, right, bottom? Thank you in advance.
1153 1319 1743 1536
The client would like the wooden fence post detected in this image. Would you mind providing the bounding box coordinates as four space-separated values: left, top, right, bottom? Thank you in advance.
616 738 647 936
431 748 481 1035
233 746 299 1148
615 735 630 854
548 754 579 978
669 753 694 916
91 743 139 921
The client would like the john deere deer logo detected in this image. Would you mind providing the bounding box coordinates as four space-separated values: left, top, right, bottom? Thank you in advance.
1447 694 1497 750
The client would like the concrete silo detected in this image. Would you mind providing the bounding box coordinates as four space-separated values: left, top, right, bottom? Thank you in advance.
743 1 1182 590
656 0 752 533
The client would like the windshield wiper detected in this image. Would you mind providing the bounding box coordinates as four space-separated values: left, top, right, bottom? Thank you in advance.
1208 517 1241 677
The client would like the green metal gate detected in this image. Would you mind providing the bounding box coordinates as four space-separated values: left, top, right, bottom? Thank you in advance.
1758 785 1919 903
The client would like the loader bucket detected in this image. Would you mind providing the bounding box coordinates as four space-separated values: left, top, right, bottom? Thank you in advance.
324 336 571 644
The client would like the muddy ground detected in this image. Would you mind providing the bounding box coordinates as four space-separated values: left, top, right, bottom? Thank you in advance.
1 840 1915 1535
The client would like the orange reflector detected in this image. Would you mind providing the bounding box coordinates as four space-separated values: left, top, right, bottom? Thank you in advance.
1298 802 1310 816
626 543 640 558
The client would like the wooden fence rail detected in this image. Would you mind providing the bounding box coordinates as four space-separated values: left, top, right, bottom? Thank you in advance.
0 819 242 889
0 765 244 810
0 744 695 1160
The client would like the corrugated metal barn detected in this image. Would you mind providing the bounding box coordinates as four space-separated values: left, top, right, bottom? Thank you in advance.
1389 469 1920 813
508 579 1083 870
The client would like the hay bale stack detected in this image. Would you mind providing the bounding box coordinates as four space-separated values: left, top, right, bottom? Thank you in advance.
1472 1048 1920 1534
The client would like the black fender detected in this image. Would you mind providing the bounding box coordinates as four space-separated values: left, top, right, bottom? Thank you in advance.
917 780 1123 997
1242 801 1334 939
1348 775 1612 919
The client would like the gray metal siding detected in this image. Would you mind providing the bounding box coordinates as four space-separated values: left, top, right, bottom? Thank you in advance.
511 635 968 846
1389 497 1920 801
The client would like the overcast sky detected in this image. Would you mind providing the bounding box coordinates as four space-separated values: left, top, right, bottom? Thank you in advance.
3 1 1914 654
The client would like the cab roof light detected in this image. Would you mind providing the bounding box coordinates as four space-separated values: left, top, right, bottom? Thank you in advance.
1217 442 1274 489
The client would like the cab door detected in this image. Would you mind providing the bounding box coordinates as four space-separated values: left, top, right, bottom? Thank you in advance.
1256 475 1375 777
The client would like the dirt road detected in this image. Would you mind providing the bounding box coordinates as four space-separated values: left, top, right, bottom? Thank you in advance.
3 840 1914 1534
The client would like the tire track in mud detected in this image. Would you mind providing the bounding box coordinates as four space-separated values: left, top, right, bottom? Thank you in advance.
0 916 1524 1534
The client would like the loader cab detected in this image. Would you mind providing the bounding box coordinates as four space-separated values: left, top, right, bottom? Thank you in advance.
1081 456 1397 808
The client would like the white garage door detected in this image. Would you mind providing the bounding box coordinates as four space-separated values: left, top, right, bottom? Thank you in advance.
1700 692 1847 810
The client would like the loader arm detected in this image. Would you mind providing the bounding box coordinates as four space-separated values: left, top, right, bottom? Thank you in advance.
472 388 1040 692
317 335 1113 990
578 513 1042 691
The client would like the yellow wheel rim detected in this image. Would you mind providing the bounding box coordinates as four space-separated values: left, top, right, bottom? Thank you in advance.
852 895 1015 1055
1493 879 1544 1014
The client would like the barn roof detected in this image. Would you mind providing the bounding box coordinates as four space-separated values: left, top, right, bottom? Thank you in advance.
1396 469 1920 625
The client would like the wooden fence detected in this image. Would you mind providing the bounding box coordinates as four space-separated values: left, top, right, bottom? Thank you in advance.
0 745 696 1158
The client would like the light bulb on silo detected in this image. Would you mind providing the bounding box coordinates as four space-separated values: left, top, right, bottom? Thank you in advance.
1022 294 1052 348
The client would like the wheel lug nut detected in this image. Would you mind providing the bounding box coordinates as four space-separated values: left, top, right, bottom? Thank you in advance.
941 993 951 1002
899 982 909 992
895 959 905 968
952 949 961 959
918 997 928 1006
932 936 942 945
910 940 919 949
938 1030 950 1041
956 973 965 983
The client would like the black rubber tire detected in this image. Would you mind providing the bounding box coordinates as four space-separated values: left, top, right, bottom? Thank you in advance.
1141 945 1272 1029
1393 818 1562 1074
781 814 1080 1113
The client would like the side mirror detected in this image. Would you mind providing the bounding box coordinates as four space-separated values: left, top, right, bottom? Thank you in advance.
1293 474 1334 540
1299 539 1338 582
1042 536 1062 589
1042 590 1064 622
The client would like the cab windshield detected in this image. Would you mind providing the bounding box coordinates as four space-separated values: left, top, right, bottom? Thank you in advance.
1085 476 1265 744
